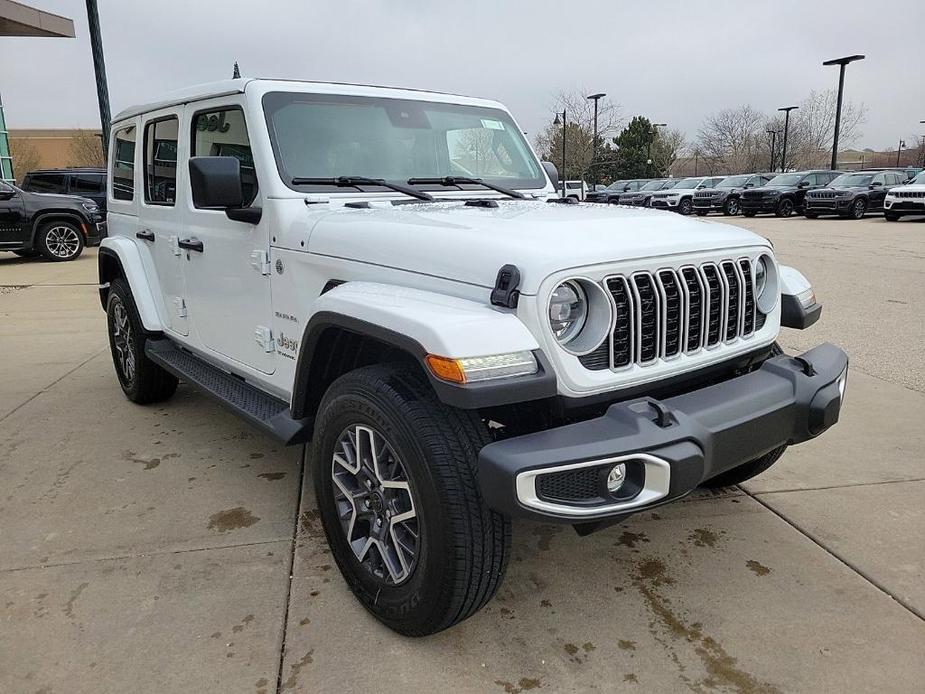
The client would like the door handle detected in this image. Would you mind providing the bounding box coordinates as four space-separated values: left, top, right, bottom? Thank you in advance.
178 238 204 252
136 229 155 242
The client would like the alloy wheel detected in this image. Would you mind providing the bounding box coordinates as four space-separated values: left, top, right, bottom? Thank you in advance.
331 425 419 585
779 199 794 217
852 199 866 219
727 198 739 215
45 225 82 259
111 299 136 384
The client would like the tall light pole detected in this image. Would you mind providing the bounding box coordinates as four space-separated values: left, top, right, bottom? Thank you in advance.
895 139 906 167
920 121 925 168
823 54 865 170
86 0 112 158
778 106 798 173
647 122 667 177
587 93 606 185
766 129 780 172
553 110 566 196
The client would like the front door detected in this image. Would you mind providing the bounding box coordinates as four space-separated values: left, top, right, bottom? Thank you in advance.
180 103 274 375
0 181 27 250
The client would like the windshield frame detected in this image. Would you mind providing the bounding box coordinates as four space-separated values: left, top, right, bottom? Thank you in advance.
262 91 547 194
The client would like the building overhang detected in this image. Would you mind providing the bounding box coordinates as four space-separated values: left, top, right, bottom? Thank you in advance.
0 0 75 37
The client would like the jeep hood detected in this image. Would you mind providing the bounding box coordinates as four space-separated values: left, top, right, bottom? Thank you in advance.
307 200 769 294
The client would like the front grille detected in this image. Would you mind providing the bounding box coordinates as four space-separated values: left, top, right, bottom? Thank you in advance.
811 191 837 199
694 190 715 198
536 467 600 502
583 258 760 371
742 190 764 200
895 191 925 198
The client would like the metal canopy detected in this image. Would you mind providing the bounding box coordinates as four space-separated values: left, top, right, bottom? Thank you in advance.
0 0 75 37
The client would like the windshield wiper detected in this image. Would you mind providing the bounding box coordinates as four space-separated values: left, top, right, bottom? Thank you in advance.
290 176 435 202
407 176 525 199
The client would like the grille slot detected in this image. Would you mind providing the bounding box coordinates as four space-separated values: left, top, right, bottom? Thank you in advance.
591 257 762 372
536 467 601 503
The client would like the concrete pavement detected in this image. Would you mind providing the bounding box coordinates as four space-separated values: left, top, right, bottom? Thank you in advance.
1 216 923 693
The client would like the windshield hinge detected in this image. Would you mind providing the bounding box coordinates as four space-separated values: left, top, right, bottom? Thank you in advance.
490 264 521 309
250 250 271 275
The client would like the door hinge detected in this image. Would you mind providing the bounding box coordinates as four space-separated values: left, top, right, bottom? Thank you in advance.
174 297 187 318
254 326 275 352
170 235 181 257
250 250 271 275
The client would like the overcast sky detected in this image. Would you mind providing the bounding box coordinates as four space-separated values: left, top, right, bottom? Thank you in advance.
2 0 923 150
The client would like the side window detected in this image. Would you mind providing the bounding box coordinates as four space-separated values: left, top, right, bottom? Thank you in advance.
872 173 886 186
144 117 179 205
112 125 136 201
71 173 105 195
24 173 66 193
802 174 818 186
888 173 902 185
191 108 257 206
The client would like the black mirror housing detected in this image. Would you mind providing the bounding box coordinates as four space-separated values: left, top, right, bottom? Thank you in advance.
542 161 559 190
189 156 244 209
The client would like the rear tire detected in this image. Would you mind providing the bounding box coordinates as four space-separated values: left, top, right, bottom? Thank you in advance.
37 220 84 261
312 364 510 636
106 278 178 404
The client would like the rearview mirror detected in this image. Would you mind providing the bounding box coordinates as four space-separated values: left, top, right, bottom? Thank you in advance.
542 161 559 190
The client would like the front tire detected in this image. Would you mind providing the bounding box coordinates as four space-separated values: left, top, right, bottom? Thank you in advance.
37 220 84 261
850 198 867 219
312 364 510 636
723 197 740 216
678 198 693 215
106 278 178 404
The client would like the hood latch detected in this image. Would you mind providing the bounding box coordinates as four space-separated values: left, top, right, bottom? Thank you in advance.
490 264 521 309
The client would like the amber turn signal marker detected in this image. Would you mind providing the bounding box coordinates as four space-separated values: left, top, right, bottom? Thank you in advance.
425 355 466 384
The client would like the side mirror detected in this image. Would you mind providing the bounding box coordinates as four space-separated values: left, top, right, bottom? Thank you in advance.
0 189 15 200
870 181 883 188
798 181 810 188
189 156 261 224
541 161 559 190
743 183 753 189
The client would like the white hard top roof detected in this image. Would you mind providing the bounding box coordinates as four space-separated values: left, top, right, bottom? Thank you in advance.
111 78 505 123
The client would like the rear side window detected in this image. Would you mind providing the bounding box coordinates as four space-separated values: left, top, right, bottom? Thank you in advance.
70 173 105 194
23 173 66 193
144 117 179 205
112 125 136 201
191 107 257 206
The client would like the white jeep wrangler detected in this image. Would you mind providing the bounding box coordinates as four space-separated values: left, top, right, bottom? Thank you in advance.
98 78 848 636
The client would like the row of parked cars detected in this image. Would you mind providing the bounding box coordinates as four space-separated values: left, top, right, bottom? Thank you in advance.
583 167 925 221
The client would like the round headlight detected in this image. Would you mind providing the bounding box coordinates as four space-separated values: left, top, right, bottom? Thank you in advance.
755 257 768 298
548 281 587 344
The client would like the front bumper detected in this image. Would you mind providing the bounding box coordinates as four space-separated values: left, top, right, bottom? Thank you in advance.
650 197 679 209
884 198 925 213
479 343 847 523
805 198 852 214
83 220 107 246
692 196 724 211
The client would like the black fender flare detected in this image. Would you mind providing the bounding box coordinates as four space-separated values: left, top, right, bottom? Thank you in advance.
290 312 557 418
30 210 90 246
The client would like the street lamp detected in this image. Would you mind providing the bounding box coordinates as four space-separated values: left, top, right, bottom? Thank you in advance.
896 139 906 167
553 110 566 196
586 93 606 185
823 55 865 170
778 107 798 173
766 129 781 172
920 121 925 168
647 123 667 177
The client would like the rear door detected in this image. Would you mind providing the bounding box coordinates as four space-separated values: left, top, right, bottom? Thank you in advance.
139 110 189 336
180 101 275 374
0 181 28 249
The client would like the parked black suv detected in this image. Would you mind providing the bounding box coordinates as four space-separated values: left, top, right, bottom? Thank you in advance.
618 178 669 206
0 180 105 261
20 167 108 213
740 170 840 217
803 170 906 219
585 178 647 203
693 173 774 216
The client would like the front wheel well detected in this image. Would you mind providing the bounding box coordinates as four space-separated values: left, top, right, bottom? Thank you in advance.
293 325 426 420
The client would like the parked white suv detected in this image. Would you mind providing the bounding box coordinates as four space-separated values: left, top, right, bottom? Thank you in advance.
650 175 726 215
98 79 847 635
883 170 925 221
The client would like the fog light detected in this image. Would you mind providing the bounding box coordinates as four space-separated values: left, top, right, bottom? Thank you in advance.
606 463 627 492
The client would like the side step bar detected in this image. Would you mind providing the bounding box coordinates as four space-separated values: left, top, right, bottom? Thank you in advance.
145 339 312 445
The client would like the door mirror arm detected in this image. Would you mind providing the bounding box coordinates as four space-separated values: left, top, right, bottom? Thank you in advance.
226 206 262 224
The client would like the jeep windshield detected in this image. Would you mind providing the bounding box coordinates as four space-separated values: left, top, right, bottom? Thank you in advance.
673 178 702 189
829 173 873 187
767 174 804 186
263 92 545 194
640 180 665 191
717 175 749 188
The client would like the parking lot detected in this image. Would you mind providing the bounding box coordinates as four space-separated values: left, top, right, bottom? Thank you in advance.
1 214 923 693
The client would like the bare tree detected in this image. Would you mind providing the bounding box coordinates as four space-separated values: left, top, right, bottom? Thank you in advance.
9 139 42 181
653 128 686 176
696 105 766 174
787 90 867 169
533 88 622 180
69 130 105 167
